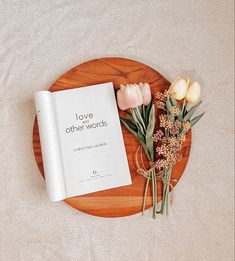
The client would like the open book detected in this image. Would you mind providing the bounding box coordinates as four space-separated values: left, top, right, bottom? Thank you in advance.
34 82 131 201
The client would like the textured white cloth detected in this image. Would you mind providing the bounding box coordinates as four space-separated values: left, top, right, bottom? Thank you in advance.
0 1 234 260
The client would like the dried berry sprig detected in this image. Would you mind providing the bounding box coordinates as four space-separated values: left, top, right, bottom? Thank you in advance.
153 77 205 215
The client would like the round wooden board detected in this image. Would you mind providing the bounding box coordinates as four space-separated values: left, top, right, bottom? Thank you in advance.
33 57 191 217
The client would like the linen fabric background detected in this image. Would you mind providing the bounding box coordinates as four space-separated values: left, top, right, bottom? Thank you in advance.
0 1 234 260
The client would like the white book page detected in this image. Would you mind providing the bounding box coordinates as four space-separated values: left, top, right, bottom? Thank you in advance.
34 91 66 201
52 82 132 198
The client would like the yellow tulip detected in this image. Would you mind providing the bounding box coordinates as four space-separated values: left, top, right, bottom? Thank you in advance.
185 81 201 103
169 77 188 100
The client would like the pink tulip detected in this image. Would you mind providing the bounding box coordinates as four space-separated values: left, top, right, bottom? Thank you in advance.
139 82 151 105
117 84 143 110
117 87 129 110
126 84 143 108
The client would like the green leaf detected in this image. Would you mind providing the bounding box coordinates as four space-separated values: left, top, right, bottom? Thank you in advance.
120 117 138 132
138 105 143 117
190 112 205 127
137 130 146 144
177 115 184 122
184 101 202 121
181 99 187 117
132 108 146 135
125 113 136 126
120 118 147 154
145 104 156 161
165 98 172 113
137 134 148 152
170 97 181 109
145 96 153 124
120 118 138 134
127 110 146 144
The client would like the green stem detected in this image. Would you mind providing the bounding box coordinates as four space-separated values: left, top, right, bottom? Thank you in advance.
151 171 155 218
142 175 151 215
167 166 172 215
160 166 172 215
166 183 169 215
142 169 157 219
161 167 168 214
134 107 147 133
149 150 157 219
142 104 146 120
152 170 156 219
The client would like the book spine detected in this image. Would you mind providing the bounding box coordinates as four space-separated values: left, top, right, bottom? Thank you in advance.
34 91 66 201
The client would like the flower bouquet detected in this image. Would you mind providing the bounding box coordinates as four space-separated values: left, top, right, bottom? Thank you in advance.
117 77 204 219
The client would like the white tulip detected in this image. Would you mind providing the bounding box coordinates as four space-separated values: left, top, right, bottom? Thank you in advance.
139 82 152 105
185 81 201 103
169 77 188 100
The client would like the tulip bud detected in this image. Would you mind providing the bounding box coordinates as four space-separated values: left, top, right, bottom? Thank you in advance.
139 82 152 105
169 78 188 100
185 81 201 103
117 84 143 110
117 87 128 110
126 84 143 108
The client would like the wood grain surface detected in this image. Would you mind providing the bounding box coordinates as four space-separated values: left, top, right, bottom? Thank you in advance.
32 57 191 217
